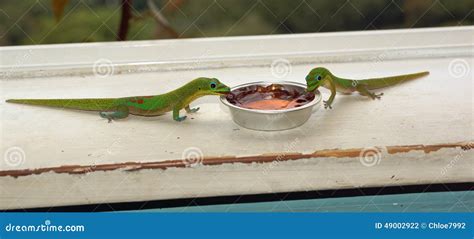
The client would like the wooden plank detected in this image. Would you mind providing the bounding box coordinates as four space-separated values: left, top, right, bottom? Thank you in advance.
0 141 471 209
0 27 473 210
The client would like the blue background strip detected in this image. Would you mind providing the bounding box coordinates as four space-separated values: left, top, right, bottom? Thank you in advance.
0 213 472 238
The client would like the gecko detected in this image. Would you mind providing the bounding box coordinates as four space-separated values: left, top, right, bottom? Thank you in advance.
6 77 230 122
305 67 430 109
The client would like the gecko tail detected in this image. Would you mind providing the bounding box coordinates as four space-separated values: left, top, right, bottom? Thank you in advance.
5 98 119 111
359 71 430 90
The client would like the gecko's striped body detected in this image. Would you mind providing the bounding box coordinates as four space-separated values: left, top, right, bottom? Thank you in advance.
305 67 429 109
6 77 230 122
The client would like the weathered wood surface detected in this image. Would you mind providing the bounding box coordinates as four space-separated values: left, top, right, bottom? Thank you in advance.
0 27 472 210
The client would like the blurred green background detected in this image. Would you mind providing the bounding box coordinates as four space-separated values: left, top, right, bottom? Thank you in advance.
0 0 472 46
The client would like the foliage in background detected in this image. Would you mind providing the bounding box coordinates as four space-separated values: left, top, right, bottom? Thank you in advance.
0 0 472 46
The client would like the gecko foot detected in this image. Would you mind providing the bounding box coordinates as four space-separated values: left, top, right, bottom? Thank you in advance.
188 107 200 113
323 100 333 109
175 116 187 122
361 91 384 100
99 112 114 123
372 92 384 100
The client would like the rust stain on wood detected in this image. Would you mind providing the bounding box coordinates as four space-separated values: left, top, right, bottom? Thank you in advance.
386 142 473 154
1 141 471 178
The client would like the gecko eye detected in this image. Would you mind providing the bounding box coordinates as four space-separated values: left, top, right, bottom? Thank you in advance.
210 82 217 89
316 75 322 81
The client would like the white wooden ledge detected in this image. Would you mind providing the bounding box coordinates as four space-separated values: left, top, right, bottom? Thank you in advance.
0 26 473 210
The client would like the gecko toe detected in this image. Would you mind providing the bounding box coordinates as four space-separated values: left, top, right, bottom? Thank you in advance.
375 93 383 100
176 116 187 122
323 101 333 109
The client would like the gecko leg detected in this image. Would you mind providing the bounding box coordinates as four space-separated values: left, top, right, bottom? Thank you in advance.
99 105 129 123
356 85 383 100
323 79 337 109
173 107 187 122
185 105 200 113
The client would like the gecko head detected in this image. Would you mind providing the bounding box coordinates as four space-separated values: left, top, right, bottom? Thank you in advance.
305 67 331 92
195 77 231 95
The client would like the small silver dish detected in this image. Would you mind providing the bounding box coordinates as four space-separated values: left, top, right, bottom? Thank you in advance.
220 81 321 131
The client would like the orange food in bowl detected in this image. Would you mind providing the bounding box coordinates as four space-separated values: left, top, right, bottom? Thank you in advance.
243 99 292 110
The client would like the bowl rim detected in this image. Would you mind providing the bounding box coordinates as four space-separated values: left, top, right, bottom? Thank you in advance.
220 81 321 114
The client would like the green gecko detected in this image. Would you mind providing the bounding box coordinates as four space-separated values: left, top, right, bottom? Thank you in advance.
6 77 230 122
305 67 430 109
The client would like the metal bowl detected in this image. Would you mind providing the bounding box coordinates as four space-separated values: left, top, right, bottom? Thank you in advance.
220 81 321 131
